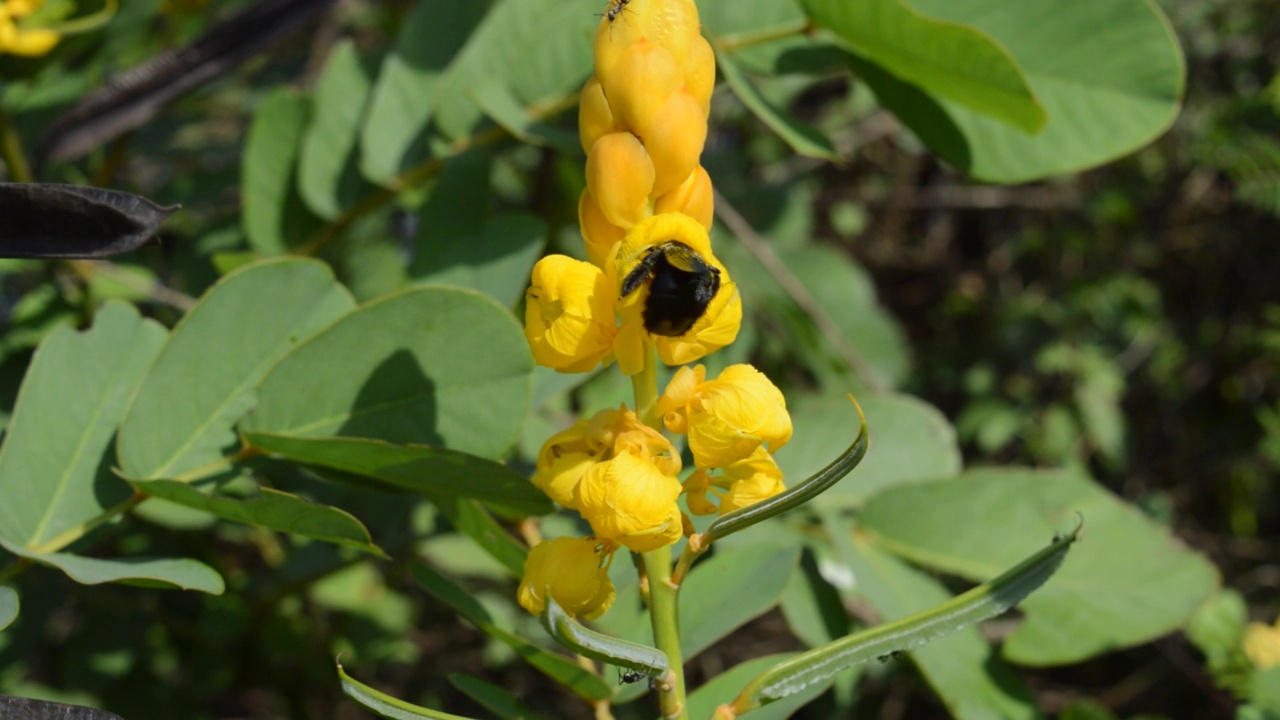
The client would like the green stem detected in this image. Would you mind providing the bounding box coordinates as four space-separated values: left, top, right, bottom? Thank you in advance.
630 340 659 425
0 108 33 183
713 20 809 54
642 544 687 720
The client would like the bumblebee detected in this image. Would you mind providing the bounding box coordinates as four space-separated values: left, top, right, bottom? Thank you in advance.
620 240 721 337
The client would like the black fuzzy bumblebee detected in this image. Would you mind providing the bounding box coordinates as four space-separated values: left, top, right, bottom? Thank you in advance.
620 241 721 337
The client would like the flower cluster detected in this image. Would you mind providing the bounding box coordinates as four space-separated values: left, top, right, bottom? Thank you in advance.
0 0 59 57
517 0 792 621
524 0 740 377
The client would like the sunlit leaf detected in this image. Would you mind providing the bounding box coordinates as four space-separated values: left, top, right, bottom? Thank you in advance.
0 538 224 594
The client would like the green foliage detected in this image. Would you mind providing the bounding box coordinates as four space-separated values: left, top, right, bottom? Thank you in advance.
0 0 1263 717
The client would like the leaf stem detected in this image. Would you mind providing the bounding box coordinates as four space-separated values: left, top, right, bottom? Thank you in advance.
712 20 810 54
0 108 34 183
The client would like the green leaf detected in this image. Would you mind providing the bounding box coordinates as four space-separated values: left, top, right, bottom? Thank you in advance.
857 468 1220 665
411 563 612 702
0 538 224 594
447 675 539 720
800 0 1045 133
0 302 166 551
781 550 851 648
716 49 839 161
541 598 668 679
826 516 1042 720
679 544 800 658
242 89 321 254
128 480 384 556
687 654 832 720
360 0 489 183
857 0 1184 182
243 433 551 519
707 397 866 541
0 585 16 631
735 524 1074 712
117 259 355 482
776 392 960 508
411 213 546 308
469 79 579 153
240 286 533 460
299 40 375 220
338 661 480 720
432 498 529 577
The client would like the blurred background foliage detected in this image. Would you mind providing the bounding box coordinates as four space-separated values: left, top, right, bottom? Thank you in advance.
0 0 1277 718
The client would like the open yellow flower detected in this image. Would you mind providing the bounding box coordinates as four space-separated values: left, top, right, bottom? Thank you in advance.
517 536 617 619
525 255 616 373
531 406 678 508
575 449 683 552
683 446 785 516
659 363 792 468
612 214 741 374
1244 618 1280 670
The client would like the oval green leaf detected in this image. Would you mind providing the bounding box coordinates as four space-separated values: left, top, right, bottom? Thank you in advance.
241 286 533 460
299 40 375 220
117 258 355 482
801 0 1045 134
679 544 800 659
242 90 321 254
0 302 166 552
338 661 480 720
858 468 1220 665
857 0 1184 182
242 432 551 518
734 524 1075 711
716 49 839 161
128 479 384 556
0 586 16 632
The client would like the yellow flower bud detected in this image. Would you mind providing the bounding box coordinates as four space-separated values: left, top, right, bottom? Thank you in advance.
717 447 786 514
599 39 682 139
612 214 741 373
532 406 679 507
662 364 792 468
576 450 683 552
579 77 616 155
683 35 716 116
4 25 57 55
579 190 626 269
518 536 617 619
645 90 707 196
655 165 714 230
586 132 655 229
525 255 617 373
1244 620 1280 670
681 468 718 515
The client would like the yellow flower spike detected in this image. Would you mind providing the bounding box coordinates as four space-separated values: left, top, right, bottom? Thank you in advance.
613 213 742 372
683 35 716 115
575 450 684 553
578 77 616 155
680 364 792 469
716 447 786 515
524 255 617 373
578 190 625 269
655 165 714 230
518 536 617 620
586 132 655 229
600 39 682 139
657 364 704 433
1244 620 1280 669
645 90 708 196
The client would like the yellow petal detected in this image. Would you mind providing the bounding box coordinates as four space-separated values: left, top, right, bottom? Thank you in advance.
5 26 58 56
599 38 681 139
657 364 704 433
525 255 617 373
576 450 683 552
585 132 655 229
685 364 791 468
579 76 616 155
579 189 625 269
644 90 707 196
1244 621 1280 670
518 537 617 620
654 165 714 230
